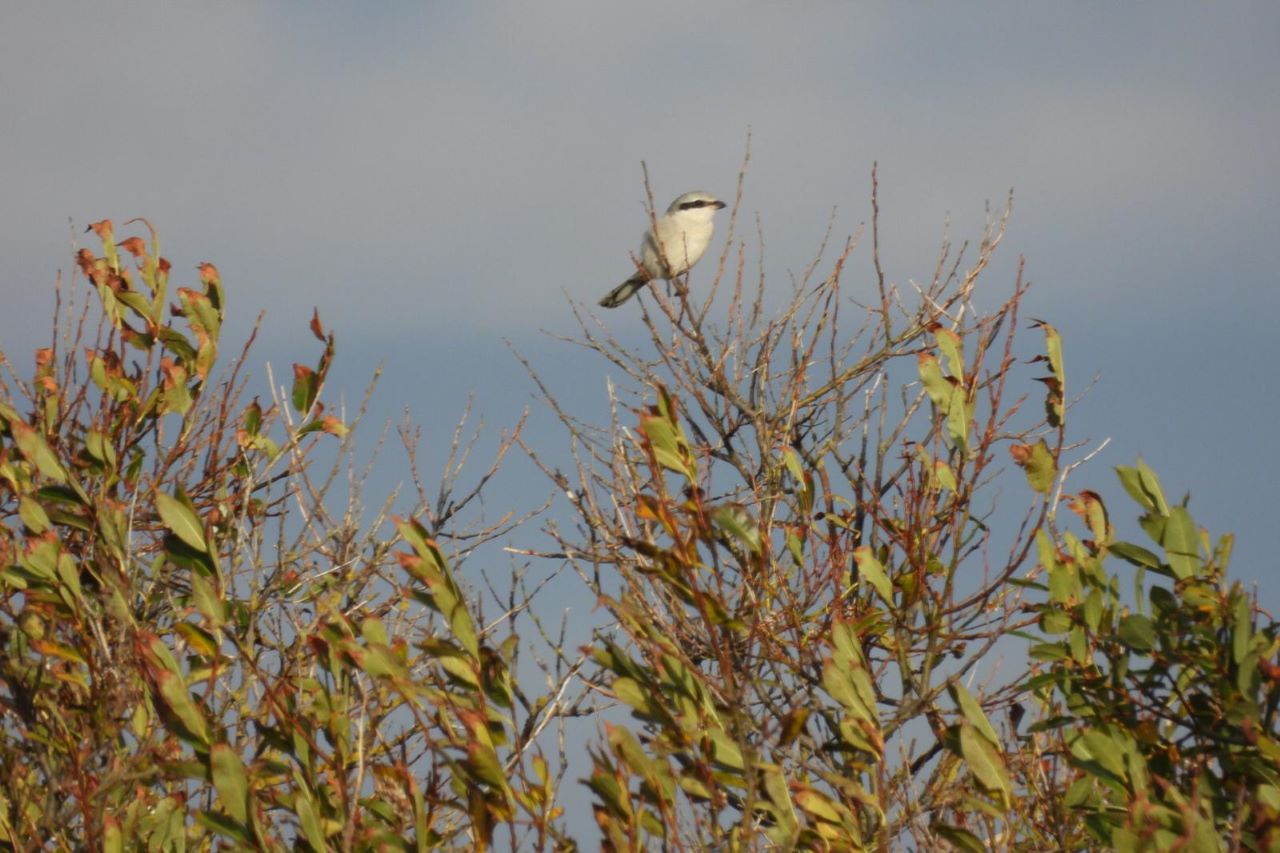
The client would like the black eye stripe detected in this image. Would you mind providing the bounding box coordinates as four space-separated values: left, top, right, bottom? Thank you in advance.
679 200 708 210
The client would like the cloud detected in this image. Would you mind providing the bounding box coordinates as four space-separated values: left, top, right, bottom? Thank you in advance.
2 3 1276 339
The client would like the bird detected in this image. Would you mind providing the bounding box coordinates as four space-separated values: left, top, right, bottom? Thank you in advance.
598 191 726 308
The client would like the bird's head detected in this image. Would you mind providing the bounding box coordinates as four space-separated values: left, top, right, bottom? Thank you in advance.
666 191 726 221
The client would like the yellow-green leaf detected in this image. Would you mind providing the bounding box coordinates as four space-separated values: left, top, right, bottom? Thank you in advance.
948 683 1000 746
156 490 207 553
958 724 1010 807
917 353 952 410
853 546 892 603
155 668 210 746
1161 506 1199 580
1011 439 1056 494
10 421 68 483
18 496 51 534
210 743 249 824
934 326 965 383
713 504 762 554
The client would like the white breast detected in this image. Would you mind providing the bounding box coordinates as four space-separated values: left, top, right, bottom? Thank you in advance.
641 209 716 279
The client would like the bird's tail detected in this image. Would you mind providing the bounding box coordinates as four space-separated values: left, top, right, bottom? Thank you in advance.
598 274 649 309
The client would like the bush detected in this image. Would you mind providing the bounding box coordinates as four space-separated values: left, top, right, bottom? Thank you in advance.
0 220 566 848
0 181 1275 850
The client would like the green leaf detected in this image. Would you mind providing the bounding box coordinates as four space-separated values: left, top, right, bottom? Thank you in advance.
945 384 969 452
1029 642 1069 662
291 364 318 414
713 504 762 555
958 724 1011 807
85 429 118 469
1072 728 1128 782
20 536 59 580
1117 614 1156 652
781 446 806 489
1161 506 1199 580
210 743 249 824
1258 784 1280 811
1011 439 1056 494
295 788 328 851
949 683 1000 746
934 326 965 383
359 642 407 680
162 369 193 416
613 677 659 718
194 812 252 844
934 459 957 492
1033 320 1065 426
760 765 800 842
18 496 51 534
397 522 480 660
156 489 208 553
1040 320 1064 382
793 786 848 825
1109 541 1168 574
243 399 262 435
1082 588 1104 632
157 328 196 363
707 727 745 772
917 352 953 409
103 818 123 853
932 823 986 853
361 617 389 646
785 530 805 566
1115 466 1150 511
823 660 874 722
1136 460 1169 514
175 622 218 660
465 741 512 794
1231 591 1252 666
1039 608 1072 635
190 572 226 626
155 668 210 746
10 421 68 483
1118 461 1170 515
640 411 696 482
852 546 892 603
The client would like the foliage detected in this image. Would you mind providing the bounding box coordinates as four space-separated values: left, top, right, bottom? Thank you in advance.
0 221 571 849
533 166 1056 848
524 163 1277 850
1025 462 1280 850
0 176 1275 851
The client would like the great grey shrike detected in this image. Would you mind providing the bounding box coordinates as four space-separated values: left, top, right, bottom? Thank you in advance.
598 191 726 308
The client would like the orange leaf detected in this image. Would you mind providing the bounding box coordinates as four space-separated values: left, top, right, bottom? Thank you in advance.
75 248 95 276
118 236 147 258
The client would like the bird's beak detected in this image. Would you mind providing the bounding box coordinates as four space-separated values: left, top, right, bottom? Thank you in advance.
714 200 726 209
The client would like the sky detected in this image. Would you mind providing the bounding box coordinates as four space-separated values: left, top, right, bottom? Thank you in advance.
3 0 1279 825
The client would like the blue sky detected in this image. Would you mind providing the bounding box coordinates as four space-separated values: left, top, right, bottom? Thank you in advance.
3 0 1278 672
